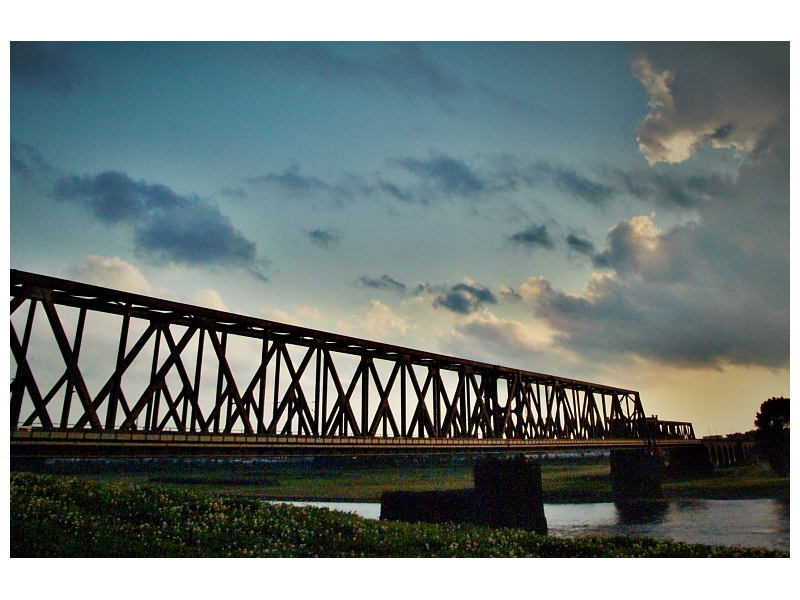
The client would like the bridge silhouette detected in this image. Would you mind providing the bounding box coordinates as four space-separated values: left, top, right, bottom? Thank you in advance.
11 270 698 458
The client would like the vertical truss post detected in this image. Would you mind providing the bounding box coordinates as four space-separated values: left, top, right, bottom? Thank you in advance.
321 349 329 436
61 307 87 430
145 326 162 432
432 364 440 438
10 299 37 429
361 355 369 436
190 329 205 433
257 334 269 434
106 305 131 430
314 343 321 435
400 359 407 437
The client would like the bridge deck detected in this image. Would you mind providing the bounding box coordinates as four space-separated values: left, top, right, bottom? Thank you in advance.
12 428 701 458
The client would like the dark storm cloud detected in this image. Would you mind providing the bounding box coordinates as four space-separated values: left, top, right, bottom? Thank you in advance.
249 154 626 208
249 163 330 197
358 275 406 293
566 234 595 256
528 273 787 369
631 42 789 165
424 282 497 314
522 122 789 369
508 224 553 250
307 228 340 249
11 141 53 180
612 169 730 209
393 155 485 197
378 180 414 203
52 171 265 278
531 162 615 206
11 42 82 93
249 163 374 205
259 42 463 103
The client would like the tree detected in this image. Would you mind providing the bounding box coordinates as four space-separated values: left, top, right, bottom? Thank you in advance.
754 397 790 476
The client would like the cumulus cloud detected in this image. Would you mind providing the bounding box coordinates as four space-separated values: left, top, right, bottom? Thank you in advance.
437 310 566 371
260 306 300 326
517 122 789 369
510 44 790 370
590 215 681 280
67 256 234 313
52 171 266 279
307 228 341 248
68 255 158 295
336 300 409 339
358 275 406 293
11 42 82 93
420 281 497 315
508 224 553 250
191 289 230 312
631 43 789 165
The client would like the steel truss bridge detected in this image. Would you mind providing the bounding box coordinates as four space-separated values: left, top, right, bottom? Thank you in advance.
10 270 698 458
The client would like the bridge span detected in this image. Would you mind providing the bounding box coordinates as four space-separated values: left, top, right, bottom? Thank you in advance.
11 270 698 458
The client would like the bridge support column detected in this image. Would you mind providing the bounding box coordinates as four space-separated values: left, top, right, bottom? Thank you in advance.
610 448 663 502
380 454 547 533
474 454 547 533
664 445 714 479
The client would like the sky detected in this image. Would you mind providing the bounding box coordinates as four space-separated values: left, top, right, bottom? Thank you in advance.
8 40 790 436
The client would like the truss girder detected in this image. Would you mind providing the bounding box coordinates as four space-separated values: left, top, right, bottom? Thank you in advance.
9 270 678 442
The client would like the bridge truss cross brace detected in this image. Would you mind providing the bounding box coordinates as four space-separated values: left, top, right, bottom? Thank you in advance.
10 270 695 454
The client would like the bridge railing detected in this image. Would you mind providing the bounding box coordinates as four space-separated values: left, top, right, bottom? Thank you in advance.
11 270 649 442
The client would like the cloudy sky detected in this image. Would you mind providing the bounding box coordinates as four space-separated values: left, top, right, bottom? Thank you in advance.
9 41 789 435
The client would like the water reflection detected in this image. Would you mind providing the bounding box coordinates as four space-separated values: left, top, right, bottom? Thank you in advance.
614 500 668 525
273 499 788 552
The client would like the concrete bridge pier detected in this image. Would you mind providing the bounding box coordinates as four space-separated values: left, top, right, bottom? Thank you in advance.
610 448 664 502
473 455 548 533
380 454 547 533
610 448 666 523
663 444 714 479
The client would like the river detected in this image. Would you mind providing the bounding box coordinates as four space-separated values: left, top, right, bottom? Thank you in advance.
273 498 789 553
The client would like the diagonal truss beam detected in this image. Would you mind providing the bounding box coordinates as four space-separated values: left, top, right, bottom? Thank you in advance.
9 269 677 444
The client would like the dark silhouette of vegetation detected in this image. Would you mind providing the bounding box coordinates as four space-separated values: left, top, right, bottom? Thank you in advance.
754 397 790 476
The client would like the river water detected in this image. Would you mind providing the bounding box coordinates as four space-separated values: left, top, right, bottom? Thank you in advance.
274 499 789 552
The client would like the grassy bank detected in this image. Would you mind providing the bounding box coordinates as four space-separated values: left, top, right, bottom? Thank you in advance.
14 456 788 503
10 473 786 558
131 461 792 503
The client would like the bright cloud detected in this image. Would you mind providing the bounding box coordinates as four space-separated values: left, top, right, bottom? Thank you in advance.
69 255 158 295
336 299 409 339
632 44 788 165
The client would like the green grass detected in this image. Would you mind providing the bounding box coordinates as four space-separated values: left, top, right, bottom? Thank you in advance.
11 473 787 558
117 460 786 504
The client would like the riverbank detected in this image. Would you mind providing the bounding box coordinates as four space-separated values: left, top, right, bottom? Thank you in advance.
14 456 788 503
129 461 793 503
10 473 787 558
